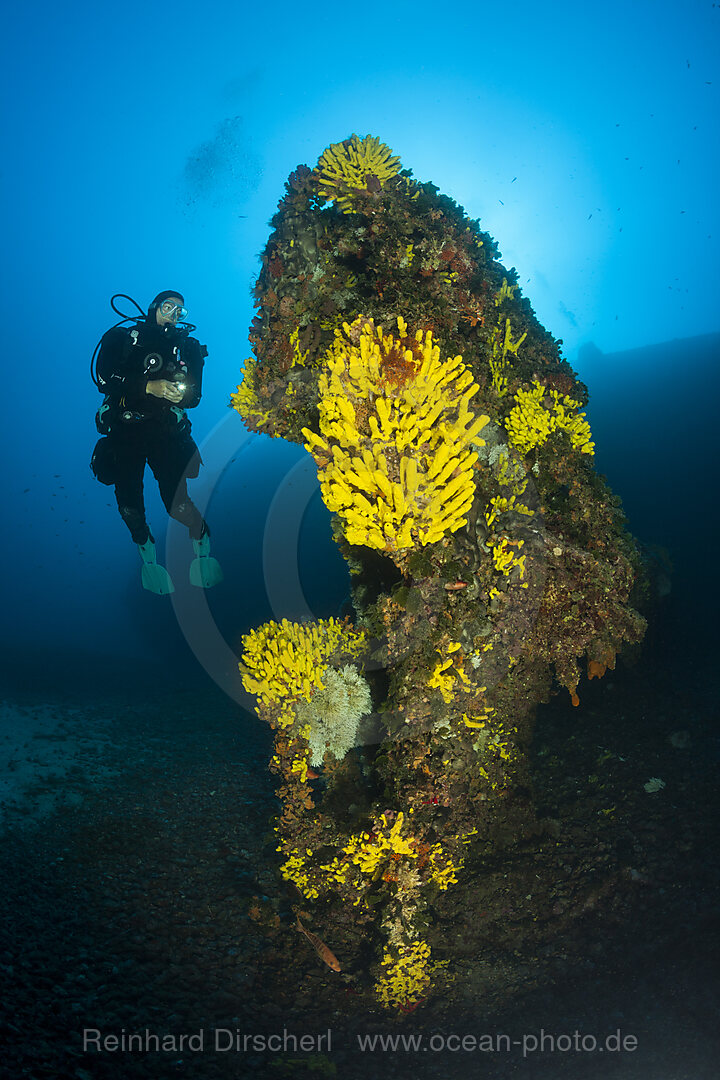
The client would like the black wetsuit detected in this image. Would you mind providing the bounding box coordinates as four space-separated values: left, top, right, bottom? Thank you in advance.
92 318 208 544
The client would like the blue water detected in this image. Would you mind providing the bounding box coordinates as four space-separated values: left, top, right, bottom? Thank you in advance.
1 1 719 1075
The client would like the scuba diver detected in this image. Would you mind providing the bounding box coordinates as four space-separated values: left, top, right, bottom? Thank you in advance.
90 291 222 595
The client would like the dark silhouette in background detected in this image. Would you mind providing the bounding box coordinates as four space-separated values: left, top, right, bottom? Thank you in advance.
582 331 720 661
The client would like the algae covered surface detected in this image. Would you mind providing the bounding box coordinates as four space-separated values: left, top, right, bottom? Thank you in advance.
232 136 650 1012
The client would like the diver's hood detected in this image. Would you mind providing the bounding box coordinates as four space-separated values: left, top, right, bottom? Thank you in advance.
145 290 185 325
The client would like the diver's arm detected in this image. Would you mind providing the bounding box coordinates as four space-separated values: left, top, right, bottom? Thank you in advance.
176 337 206 410
96 328 149 405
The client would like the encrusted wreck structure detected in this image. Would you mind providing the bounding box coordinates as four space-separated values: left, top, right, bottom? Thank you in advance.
233 135 647 1010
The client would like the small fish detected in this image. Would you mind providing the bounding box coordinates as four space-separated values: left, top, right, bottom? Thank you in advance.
444 581 467 590
296 917 341 972
305 767 320 780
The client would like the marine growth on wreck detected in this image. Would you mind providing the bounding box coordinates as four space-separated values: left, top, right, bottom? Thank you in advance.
232 135 647 1011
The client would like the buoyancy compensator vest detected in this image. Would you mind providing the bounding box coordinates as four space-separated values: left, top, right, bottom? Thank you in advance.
95 321 196 435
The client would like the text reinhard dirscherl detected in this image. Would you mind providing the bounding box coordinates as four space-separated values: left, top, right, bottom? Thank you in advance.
82 1028 639 1057
83 1029 331 1054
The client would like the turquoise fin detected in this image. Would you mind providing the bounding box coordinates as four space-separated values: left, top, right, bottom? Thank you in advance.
141 563 175 594
190 533 223 588
137 538 175 595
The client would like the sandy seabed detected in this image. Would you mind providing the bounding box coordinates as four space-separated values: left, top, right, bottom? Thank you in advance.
1 648 719 1080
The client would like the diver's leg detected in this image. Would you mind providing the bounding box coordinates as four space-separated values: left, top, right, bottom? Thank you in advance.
149 433 222 588
115 431 174 594
112 435 151 544
149 434 207 539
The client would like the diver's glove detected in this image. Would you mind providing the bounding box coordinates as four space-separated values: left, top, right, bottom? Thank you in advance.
189 530 223 588
137 536 175 595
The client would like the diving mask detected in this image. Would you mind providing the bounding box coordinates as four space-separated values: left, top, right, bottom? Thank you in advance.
159 300 188 320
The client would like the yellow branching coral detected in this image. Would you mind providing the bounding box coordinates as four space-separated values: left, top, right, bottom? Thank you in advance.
427 641 473 703
302 317 490 554
374 941 432 1010
230 355 270 427
493 447 531 493
461 707 519 788
426 842 463 890
290 727 312 783
239 617 368 727
344 811 416 873
491 537 526 578
289 327 310 368
489 316 527 396
472 717 519 785
462 706 495 729
484 449 534 529
278 847 320 899
506 380 595 456
314 134 401 212
401 243 415 267
484 493 534 529
494 277 517 306
301 813 462 906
